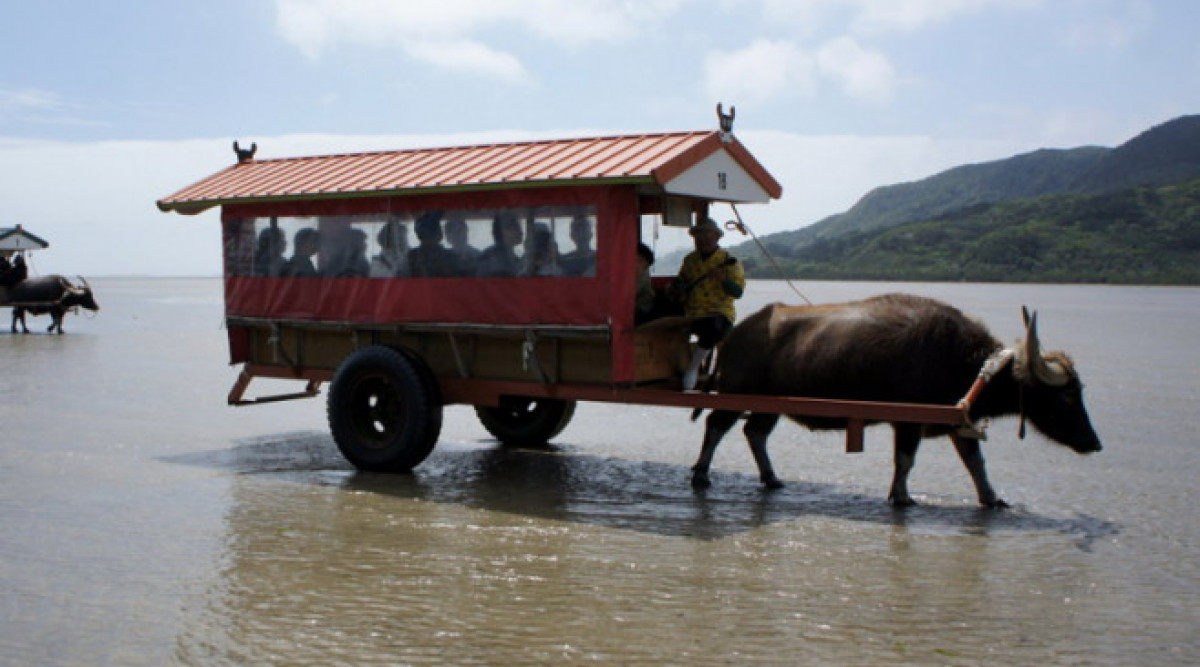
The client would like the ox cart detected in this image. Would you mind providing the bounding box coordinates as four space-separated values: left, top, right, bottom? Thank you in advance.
157 125 979 473
0 225 100 334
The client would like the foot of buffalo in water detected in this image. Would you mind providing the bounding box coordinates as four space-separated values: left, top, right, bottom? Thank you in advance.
889 427 1010 509
691 410 786 491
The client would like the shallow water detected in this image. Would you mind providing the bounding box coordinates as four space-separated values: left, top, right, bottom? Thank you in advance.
0 278 1197 664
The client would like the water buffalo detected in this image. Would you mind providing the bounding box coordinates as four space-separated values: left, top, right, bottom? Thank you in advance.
9 275 99 334
690 293 1101 508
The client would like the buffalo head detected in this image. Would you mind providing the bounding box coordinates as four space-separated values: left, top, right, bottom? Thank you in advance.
62 276 100 312
1013 308 1101 454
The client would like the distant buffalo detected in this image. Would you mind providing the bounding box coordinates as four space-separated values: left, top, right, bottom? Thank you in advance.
9 275 99 334
690 294 1101 508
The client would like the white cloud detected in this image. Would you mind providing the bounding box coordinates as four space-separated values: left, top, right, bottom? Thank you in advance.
1063 0 1153 50
848 0 1001 35
273 0 683 80
404 39 532 84
756 0 1017 36
816 36 895 103
703 36 895 107
0 87 105 128
0 87 66 112
703 40 817 107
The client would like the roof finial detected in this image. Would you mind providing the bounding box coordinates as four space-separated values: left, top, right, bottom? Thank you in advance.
233 140 257 164
716 103 735 141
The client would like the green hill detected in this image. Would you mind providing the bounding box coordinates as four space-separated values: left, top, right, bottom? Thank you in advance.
740 178 1200 284
732 114 1200 283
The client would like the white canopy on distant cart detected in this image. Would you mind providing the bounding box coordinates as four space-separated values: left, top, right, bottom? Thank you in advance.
0 225 48 252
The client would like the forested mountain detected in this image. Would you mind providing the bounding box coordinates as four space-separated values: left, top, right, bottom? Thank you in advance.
731 115 1200 284
739 179 1200 284
1077 115 1200 192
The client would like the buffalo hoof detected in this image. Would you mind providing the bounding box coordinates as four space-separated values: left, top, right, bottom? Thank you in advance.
983 498 1011 510
690 472 712 491
762 477 784 491
888 494 917 508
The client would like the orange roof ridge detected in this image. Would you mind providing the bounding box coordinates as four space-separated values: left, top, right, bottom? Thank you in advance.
157 129 779 214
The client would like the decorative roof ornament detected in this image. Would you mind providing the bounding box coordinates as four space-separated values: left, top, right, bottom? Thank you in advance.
716 103 735 142
233 140 257 164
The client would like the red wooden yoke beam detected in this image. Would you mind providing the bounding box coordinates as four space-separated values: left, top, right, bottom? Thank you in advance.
232 365 970 454
439 378 969 453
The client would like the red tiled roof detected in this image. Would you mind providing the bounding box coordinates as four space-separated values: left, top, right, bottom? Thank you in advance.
158 130 782 214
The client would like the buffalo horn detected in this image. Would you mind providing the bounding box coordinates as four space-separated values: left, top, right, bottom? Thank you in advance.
1021 310 1071 386
57 276 80 295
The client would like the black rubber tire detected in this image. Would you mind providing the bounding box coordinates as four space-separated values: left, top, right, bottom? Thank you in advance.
474 397 576 447
394 346 443 450
327 346 442 472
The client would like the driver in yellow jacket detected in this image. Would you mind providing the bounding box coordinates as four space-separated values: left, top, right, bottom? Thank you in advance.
672 217 745 390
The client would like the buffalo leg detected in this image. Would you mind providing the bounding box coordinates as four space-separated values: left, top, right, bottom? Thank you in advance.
744 412 783 489
691 409 739 489
12 308 28 334
951 435 1008 509
888 423 922 507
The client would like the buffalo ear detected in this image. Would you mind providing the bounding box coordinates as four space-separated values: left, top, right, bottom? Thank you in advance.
1021 305 1032 327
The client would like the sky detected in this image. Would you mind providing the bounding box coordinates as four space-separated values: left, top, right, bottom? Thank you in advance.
1 0 1197 276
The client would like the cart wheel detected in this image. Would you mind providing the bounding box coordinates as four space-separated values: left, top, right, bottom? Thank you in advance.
327 346 442 472
475 397 576 447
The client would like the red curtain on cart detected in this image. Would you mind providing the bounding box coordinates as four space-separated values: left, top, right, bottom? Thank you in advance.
220 184 641 381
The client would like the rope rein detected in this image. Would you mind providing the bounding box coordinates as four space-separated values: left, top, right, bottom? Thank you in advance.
725 204 812 305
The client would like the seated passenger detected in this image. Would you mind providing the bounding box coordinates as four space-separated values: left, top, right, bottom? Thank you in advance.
282 228 321 277
408 211 458 277
445 213 480 276
475 212 523 277
559 215 596 276
1 254 26 287
523 223 562 276
369 219 410 277
326 227 371 278
9 255 26 285
635 242 657 324
253 224 287 277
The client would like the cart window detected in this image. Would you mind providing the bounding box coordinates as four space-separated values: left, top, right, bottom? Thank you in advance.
226 206 597 279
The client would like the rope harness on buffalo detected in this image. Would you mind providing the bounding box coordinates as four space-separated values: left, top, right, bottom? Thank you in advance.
954 347 1033 441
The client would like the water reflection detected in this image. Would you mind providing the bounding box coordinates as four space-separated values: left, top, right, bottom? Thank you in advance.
168 430 1117 543
167 431 1121 664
